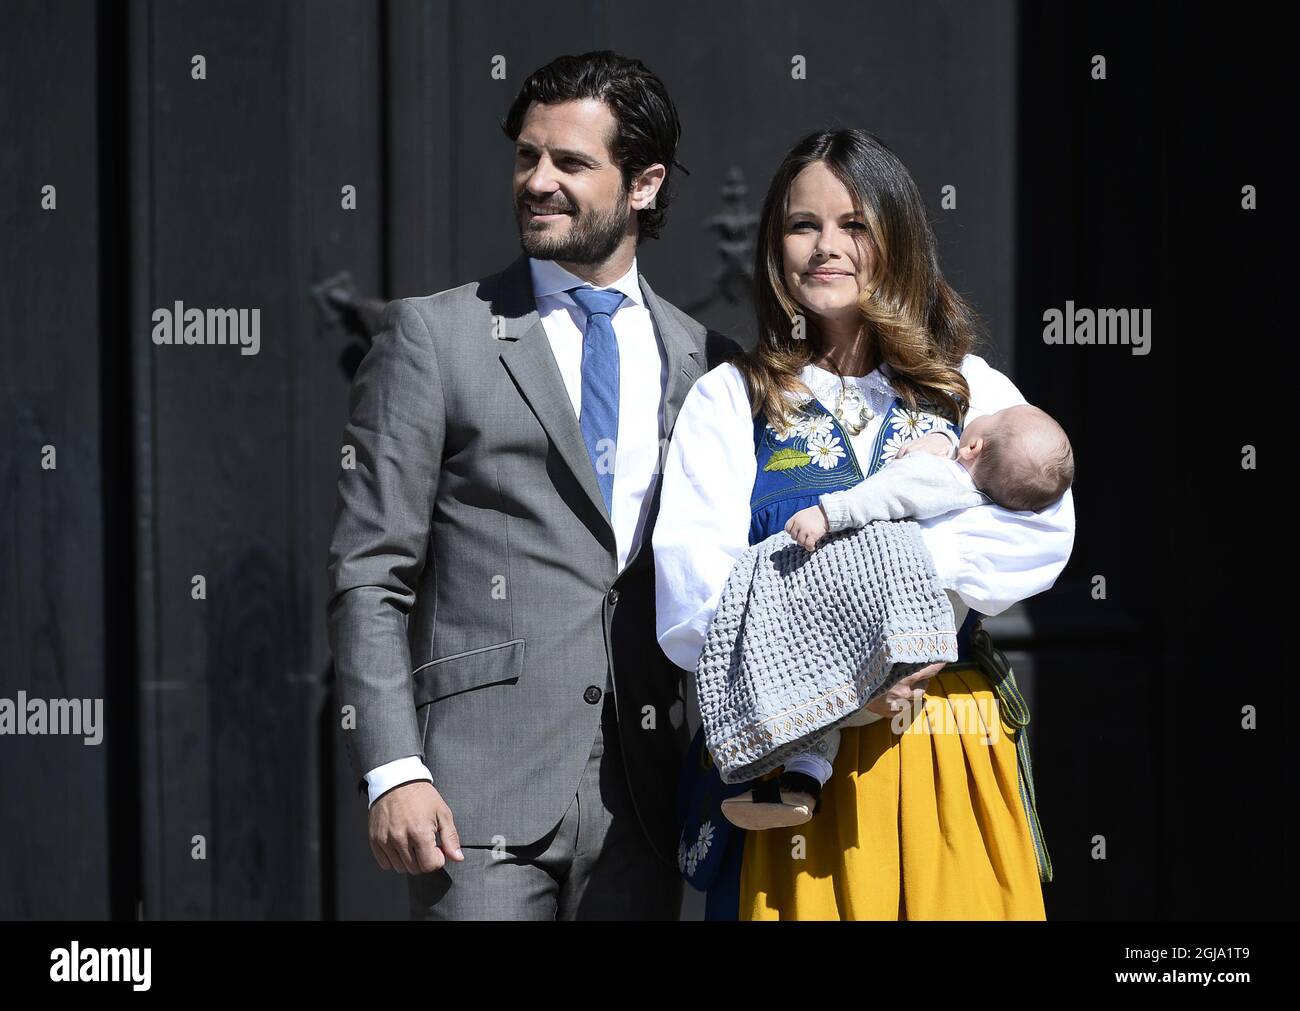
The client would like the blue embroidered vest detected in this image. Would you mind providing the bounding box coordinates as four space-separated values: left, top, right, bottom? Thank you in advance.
675 391 977 919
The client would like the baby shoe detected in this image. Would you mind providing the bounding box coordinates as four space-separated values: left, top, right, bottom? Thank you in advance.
720 771 822 830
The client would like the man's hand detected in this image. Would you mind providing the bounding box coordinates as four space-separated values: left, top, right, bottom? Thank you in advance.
864 662 946 718
786 504 831 551
368 780 464 874
895 431 953 460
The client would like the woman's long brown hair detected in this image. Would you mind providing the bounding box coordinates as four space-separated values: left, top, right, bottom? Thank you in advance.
735 129 986 434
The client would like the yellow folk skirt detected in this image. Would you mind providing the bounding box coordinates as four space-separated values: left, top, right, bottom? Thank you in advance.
739 664 1046 920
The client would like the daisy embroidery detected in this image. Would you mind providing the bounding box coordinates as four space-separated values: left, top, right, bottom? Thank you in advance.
890 407 934 439
768 420 798 442
696 819 716 859
797 414 835 441
806 431 846 470
879 430 913 464
685 843 700 876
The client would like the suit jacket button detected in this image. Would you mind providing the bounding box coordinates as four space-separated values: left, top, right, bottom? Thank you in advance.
607 589 620 605
583 686 603 705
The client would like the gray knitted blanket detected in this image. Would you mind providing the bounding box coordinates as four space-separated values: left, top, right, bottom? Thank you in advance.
697 521 959 783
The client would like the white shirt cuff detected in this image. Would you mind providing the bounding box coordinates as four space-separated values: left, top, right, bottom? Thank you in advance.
365 756 434 809
819 492 853 533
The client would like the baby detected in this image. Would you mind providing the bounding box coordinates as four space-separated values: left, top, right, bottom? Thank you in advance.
720 403 1074 830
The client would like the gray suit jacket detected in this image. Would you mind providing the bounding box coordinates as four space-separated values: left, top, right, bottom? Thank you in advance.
326 252 740 867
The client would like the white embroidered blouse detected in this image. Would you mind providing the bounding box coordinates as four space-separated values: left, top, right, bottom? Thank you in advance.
652 353 1076 673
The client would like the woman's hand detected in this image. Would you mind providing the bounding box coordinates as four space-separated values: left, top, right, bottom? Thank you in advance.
864 662 946 718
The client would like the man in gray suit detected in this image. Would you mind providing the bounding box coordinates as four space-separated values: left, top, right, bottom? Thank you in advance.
326 50 739 919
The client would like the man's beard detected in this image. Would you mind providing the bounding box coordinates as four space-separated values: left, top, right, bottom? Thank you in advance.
517 191 631 265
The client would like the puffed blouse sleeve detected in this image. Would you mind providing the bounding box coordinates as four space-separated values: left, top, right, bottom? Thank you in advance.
654 362 758 673
915 352 1077 616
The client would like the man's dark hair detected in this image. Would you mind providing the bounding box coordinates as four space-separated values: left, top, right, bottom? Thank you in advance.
501 50 687 241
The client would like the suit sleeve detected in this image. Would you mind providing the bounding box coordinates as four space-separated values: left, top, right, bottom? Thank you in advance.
326 298 445 798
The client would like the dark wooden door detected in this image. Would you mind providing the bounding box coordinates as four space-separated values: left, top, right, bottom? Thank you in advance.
3 0 1288 921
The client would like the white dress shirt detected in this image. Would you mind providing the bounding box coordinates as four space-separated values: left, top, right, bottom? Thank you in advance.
653 354 1076 675
364 256 668 808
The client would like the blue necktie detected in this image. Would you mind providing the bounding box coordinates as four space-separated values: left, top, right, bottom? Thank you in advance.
568 286 624 515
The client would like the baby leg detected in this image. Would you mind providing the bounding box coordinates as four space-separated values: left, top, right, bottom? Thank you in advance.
720 728 841 830
783 727 840 785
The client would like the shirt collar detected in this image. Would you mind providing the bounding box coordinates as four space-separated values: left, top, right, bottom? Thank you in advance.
943 455 980 491
804 360 897 400
529 256 643 309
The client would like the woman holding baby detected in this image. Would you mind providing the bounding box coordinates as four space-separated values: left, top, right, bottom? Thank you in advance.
653 129 1076 920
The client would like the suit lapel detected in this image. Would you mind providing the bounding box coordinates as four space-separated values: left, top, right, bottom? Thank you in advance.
638 272 707 440
494 254 708 568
